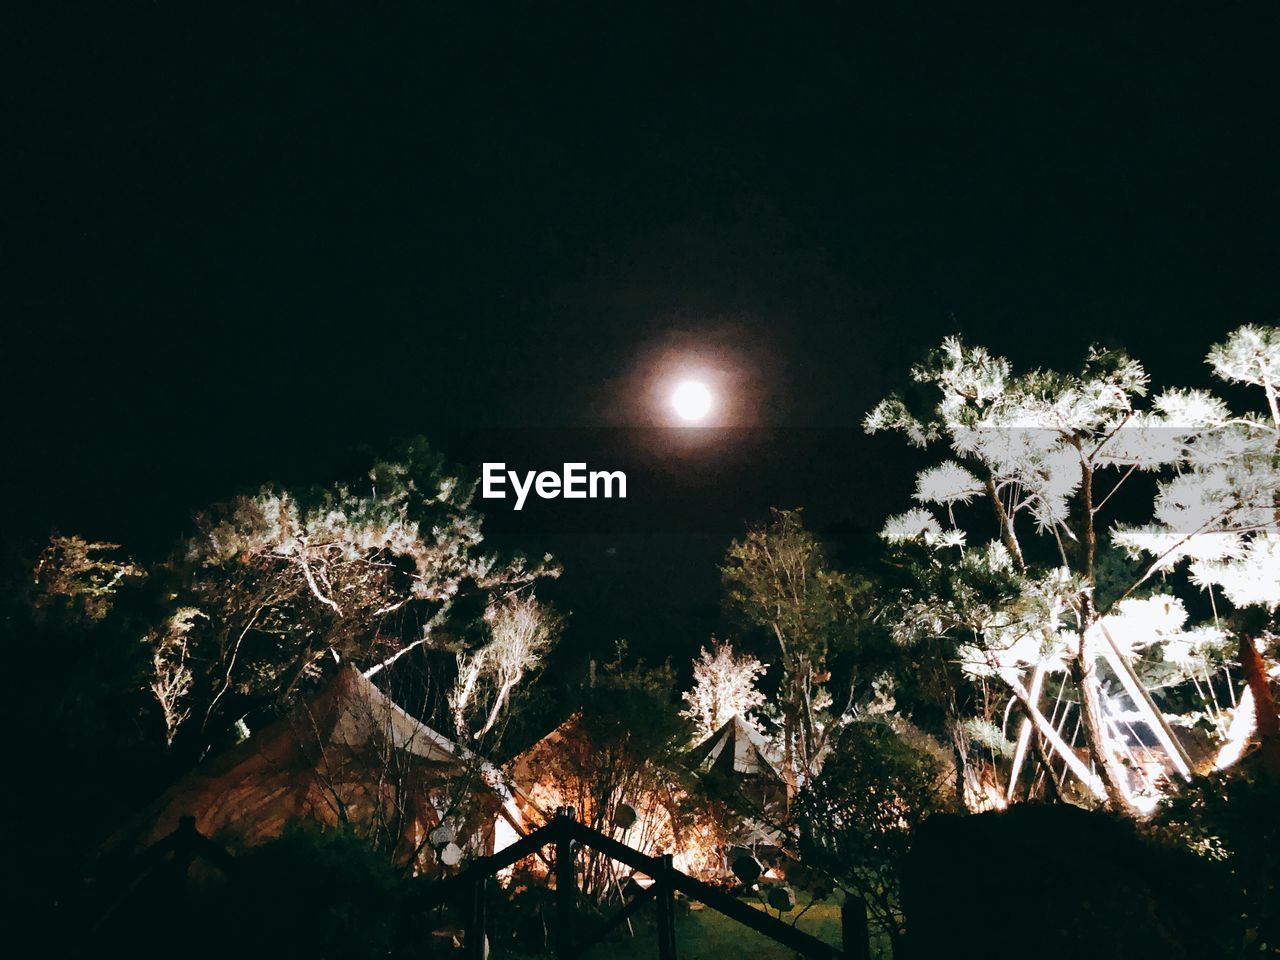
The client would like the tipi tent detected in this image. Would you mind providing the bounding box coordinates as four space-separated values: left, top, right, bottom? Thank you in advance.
688 715 785 782
106 666 527 871
687 715 789 850
504 714 688 876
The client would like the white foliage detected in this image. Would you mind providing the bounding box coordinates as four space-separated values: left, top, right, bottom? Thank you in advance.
1153 388 1231 427
880 508 945 545
1117 326 1280 612
1207 324 1280 387
1095 411 1189 468
1160 625 1232 672
1091 594 1196 656
1023 444 1084 532
913 462 983 506
451 592 559 739
864 397 939 448
871 328 1280 804
1191 531 1280 609
148 607 205 746
943 567 1076 679
982 540 1016 572
924 336 1010 414
681 640 768 742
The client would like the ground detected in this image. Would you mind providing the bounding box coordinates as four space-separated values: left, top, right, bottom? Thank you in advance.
574 896 888 960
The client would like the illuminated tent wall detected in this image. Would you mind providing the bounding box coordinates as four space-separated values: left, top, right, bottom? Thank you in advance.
504 715 701 875
505 715 605 832
105 666 516 872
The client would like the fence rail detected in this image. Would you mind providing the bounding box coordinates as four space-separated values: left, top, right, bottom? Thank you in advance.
441 806 866 960
114 809 870 960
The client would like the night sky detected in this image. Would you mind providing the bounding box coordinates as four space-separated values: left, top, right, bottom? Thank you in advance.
7 5 1280 668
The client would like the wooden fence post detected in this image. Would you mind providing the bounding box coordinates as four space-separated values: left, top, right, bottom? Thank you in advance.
841 895 870 960
656 853 678 960
554 807 576 959
466 876 488 960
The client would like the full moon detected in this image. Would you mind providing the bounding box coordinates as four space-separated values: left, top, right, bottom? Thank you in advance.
671 379 713 421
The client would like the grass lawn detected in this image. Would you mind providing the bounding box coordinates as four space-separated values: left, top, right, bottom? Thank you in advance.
577 895 886 960
484 891 893 959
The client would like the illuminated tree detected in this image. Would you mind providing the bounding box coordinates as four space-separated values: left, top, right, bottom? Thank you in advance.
867 338 1239 812
1114 325 1280 774
1113 326 1279 606
722 509 855 788
449 591 561 741
179 445 555 759
146 607 202 745
681 639 768 743
28 440 560 763
31 536 143 622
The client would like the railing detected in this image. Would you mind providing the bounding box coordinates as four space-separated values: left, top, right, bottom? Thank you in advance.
91 815 236 931
424 806 869 960
106 811 872 959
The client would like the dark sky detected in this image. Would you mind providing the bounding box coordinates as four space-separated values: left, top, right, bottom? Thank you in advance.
6 4 1280 667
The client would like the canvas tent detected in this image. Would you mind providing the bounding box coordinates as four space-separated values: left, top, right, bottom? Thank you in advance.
687 715 789 850
688 715 785 783
105 666 531 872
503 715 695 876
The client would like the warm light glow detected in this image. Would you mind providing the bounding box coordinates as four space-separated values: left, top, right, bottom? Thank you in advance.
1215 687 1257 770
672 380 713 421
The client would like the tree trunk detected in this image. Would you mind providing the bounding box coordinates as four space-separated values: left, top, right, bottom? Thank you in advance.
1240 633 1280 778
780 696 798 797
1030 728 1064 803
1006 677 1107 802
984 474 1024 570
1071 641 1133 812
1005 663 1046 801
796 658 818 781
947 720 969 808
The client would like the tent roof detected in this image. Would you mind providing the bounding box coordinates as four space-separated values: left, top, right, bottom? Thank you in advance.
329 666 467 763
687 715 785 782
104 665 526 855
